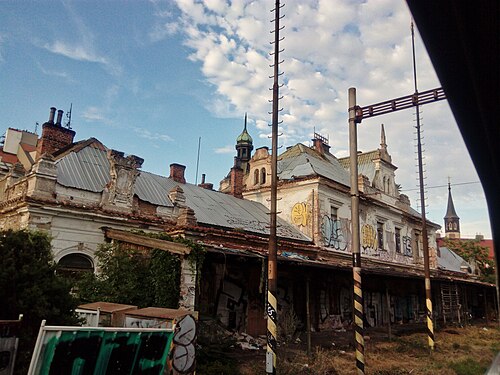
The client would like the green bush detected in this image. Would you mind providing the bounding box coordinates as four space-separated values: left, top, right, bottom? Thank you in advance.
77 243 181 308
0 229 79 374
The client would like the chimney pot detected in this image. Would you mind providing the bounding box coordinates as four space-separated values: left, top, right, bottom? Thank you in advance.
169 163 186 184
49 107 56 124
201 173 206 184
56 110 64 126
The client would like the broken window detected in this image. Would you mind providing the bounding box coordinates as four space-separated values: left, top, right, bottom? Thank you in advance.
377 222 384 250
395 228 401 253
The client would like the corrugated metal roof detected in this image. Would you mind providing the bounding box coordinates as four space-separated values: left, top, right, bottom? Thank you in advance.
438 247 470 273
135 171 174 207
278 144 350 186
55 143 309 242
56 146 111 192
339 150 378 181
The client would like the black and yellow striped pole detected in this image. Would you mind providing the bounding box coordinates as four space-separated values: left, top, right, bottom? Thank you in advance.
348 87 365 374
411 20 434 351
266 0 283 373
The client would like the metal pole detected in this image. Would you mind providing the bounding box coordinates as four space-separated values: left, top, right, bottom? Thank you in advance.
266 1 281 373
306 276 312 358
385 284 392 341
195 137 201 185
484 287 489 323
349 87 365 374
412 21 434 351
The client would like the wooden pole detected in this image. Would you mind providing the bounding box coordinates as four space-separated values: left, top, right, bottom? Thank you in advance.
385 284 392 341
306 277 312 357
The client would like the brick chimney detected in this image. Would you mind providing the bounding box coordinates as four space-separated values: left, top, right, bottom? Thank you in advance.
37 107 76 157
198 173 214 190
169 163 186 184
312 132 330 155
230 157 243 198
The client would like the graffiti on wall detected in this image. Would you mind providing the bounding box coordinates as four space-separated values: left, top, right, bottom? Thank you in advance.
170 315 196 374
291 202 309 227
321 216 351 251
216 280 245 331
403 236 412 256
28 325 175 374
361 224 377 251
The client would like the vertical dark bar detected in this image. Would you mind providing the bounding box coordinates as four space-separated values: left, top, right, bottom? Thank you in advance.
412 20 434 351
266 0 281 373
349 87 365 374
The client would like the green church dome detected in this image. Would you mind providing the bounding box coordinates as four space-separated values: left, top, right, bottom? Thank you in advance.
236 113 253 144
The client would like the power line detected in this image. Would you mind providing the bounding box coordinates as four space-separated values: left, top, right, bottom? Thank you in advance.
401 180 480 192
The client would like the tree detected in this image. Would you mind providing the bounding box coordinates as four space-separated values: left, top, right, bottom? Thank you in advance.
443 238 496 283
0 229 78 374
77 242 181 308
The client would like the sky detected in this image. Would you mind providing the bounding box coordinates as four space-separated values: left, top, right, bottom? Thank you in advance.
0 0 492 238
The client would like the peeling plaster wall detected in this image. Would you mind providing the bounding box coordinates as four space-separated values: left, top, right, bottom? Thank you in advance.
56 185 102 205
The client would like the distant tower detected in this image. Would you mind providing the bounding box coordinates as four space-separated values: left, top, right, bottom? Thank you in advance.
444 182 460 238
235 113 253 165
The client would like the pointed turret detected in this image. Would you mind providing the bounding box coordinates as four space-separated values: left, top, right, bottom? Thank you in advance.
380 123 387 150
444 182 460 238
235 113 253 163
378 124 392 163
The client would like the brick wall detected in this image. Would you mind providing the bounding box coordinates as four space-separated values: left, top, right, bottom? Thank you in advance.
38 123 76 156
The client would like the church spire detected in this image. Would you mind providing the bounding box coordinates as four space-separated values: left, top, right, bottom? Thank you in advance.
380 123 387 150
444 181 460 238
235 113 253 163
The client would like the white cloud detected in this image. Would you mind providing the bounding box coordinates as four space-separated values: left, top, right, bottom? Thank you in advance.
43 41 122 76
163 0 490 236
36 62 74 82
214 145 235 154
45 41 108 64
82 106 106 122
134 127 174 142
41 1 122 76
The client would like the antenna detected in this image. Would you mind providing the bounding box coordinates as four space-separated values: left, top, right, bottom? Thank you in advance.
65 103 73 129
195 137 201 185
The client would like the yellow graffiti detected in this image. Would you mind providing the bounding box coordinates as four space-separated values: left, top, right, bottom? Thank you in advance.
361 224 377 249
291 202 308 227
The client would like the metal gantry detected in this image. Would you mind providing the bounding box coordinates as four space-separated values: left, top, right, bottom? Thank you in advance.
348 86 446 373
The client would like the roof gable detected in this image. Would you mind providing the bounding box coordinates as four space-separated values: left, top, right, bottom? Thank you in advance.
278 144 350 186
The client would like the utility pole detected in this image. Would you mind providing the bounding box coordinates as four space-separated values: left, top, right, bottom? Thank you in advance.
348 87 365 374
411 20 434 351
266 0 284 373
348 84 445 364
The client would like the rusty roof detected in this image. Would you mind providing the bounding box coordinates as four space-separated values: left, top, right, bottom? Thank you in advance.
125 307 193 320
77 302 137 313
277 144 350 186
55 139 310 242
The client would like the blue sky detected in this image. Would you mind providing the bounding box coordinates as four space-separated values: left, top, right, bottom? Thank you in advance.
0 0 492 238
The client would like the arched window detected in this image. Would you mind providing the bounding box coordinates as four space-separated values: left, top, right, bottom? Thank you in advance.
254 169 259 185
453 222 457 230
383 177 386 192
57 253 94 276
261 168 266 184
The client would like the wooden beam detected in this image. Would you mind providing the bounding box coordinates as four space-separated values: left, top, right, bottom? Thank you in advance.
103 228 191 255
